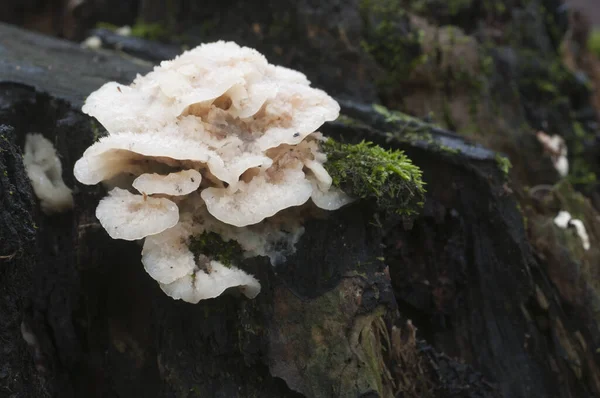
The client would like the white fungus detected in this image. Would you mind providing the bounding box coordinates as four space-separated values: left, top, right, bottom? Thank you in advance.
74 41 354 303
81 36 102 50
570 219 591 251
553 210 571 229
23 133 74 214
159 261 261 303
96 188 179 240
201 168 313 227
536 131 569 177
133 169 202 196
141 221 198 284
115 26 132 36
553 210 590 251
309 177 355 211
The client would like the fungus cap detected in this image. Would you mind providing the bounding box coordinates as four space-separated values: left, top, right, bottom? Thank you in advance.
77 41 339 190
160 261 261 303
201 168 313 227
142 222 198 284
309 177 355 210
133 169 202 196
96 188 179 240
73 132 213 185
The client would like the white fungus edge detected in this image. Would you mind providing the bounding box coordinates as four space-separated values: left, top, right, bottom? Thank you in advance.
23 133 74 215
159 260 261 304
96 188 179 241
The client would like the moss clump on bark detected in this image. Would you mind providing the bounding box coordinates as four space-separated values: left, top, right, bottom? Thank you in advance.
130 20 170 40
96 20 170 41
495 153 512 177
189 232 244 267
321 138 425 216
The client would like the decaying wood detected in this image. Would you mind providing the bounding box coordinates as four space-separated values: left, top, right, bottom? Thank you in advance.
0 15 599 398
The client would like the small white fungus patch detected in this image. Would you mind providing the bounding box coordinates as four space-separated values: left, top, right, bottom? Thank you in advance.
81 36 102 49
115 26 132 36
23 133 74 214
553 210 590 251
553 210 571 229
160 260 261 303
536 131 569 177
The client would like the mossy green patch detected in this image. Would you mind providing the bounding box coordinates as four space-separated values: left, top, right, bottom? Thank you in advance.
495 153 512 177
96 20 172 41
96 22 119 31
553 179 592 222
370 105 463 156
568 121 598 188
90 120 106 142
588 28 600 59
130 20 170 41
373 104 430 126
189 232 244 267
321 139 425 216
359 0 426 87
447 0 474 16
335 114 369 129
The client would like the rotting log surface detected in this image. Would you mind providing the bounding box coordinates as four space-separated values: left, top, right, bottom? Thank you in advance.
0 19 598 398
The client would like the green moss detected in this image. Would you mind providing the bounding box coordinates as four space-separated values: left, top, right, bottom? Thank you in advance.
96 22 119 31
447 0 473 16
96 20 173 41
359 0 426 87
553 180 590 221
321 139 425 216
130 20 169 41
268 12 292 37
588 28 600 58
515 203 528 230
90 120 106 142
373 105 437 139
373 104 426 125
198 18 219 38
335 114 369 129
189 232 244 267
568 121 597 188
480 53 494 77
495 153 512 177
371 104 466 156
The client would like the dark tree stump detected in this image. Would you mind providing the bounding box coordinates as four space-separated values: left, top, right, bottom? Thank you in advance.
0 20 598 398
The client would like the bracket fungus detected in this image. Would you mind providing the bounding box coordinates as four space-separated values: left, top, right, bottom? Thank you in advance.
73 40 429 303
73 41 361 303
